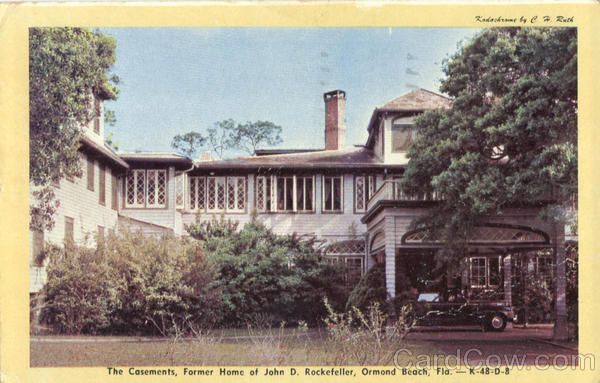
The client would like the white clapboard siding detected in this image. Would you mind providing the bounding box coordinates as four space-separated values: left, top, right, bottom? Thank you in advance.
30 154 120 292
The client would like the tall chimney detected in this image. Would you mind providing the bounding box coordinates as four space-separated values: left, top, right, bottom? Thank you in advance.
324 90 346 150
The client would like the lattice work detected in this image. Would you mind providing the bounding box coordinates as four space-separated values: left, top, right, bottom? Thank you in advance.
126 173 135 205
157 171 166 205
256 177 265 211
198 178 205 210
227 178 236 210
356 176 365 211
217 178 225 210
403 225 548 244
135 170 145 205
147 170 156 205
189 177 197 210
175 172 184 207
403 229 435 243
207 178 216 210
237 177 245 210
325 240 365 255
473 226 545 242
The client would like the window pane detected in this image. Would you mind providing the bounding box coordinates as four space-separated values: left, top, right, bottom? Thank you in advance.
391 124 413 152
216 177 225 210
471 258 486 287
237 178 245 210
488 257 500 286
277 177 285 210
256 177 265 211
135 170 145 205
305 178 313 210
266 177 272 211
356 176 365 211
157 171 166 206
190 177 197 210
175 172 184 208
207 178 216 209
227 178 236 210
324 177 332 211
333 177 341 211
296 178 304 210
197 178 205 210
126 173 135 205
147 170 156 205
285 177 293 211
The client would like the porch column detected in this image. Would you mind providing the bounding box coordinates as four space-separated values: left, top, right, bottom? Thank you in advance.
553 223 568 340
503 255 512 306
384 216 395 298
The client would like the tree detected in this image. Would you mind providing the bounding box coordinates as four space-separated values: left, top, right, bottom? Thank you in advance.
171 131 206 158
401 27 577 258
30 27 118 230
229 120 282 155
171 119 283 159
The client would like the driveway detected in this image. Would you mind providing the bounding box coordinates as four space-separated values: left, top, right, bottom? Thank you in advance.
405 324 580 367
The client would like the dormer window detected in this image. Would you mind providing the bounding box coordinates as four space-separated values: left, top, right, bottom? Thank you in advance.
391 116 416 153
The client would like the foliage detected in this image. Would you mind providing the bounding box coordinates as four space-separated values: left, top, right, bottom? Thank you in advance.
104 109 117 127
345 262 388 312
228 120 283 155
105 132 119 151
171 131 206 158
30 27 118 231
187 218 348 326
171 119 283 159
512 272 554 324
39 230 222 335
401 27 577 260
30 187 60 231
323 298 413 365
565 241 578 326
40 243 119 334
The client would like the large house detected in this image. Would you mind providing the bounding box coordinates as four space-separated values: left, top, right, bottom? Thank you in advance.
30 88 568 336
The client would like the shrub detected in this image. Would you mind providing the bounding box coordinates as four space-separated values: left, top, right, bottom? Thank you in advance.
187 217 348 327
40 243 119 334
323 298 413 365
40 230 223 335
345 262 387 312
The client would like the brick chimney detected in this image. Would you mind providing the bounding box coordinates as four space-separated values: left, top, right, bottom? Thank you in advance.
324 90 346 150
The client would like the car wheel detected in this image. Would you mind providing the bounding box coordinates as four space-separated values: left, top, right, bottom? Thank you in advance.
488 313 507 332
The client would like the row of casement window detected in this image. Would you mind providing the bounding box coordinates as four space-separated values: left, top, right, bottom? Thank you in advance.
125 171 376 213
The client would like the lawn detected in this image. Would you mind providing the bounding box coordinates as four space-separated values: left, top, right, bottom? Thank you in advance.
30 330 442 367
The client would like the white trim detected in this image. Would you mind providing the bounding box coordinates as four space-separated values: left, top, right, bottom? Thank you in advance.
322 175 344 212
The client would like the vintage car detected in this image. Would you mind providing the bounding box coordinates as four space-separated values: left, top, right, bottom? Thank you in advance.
412 293 515 331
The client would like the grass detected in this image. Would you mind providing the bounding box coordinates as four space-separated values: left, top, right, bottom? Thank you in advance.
30 332 442 367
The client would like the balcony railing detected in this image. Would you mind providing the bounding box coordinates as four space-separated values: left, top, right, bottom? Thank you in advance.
366 181 441 211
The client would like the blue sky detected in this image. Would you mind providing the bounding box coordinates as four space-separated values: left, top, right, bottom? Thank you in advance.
101 28 479 156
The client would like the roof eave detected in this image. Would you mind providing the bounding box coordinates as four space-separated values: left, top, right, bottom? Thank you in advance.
80 136 129 170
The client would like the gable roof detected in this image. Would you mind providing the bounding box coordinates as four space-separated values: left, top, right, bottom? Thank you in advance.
378 88 452 112
365 89 452 149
